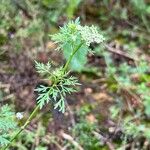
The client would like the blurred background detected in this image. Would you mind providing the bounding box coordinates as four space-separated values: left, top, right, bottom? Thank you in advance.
0 0 150 149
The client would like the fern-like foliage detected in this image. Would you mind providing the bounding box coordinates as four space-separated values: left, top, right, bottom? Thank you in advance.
35 61 52 77
0 105 17 146
35 18 104 113
51 18 105 71
35 64 80 113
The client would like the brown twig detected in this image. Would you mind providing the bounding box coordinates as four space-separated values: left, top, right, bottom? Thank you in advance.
60 131 84 150
104 44 137 61
105 43 150 63
0 94 14 103
0 83 10 89
62 143 70 150
92 131 115 150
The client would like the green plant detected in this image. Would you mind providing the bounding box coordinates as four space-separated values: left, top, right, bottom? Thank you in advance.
35 18 104 113
105 49 150 148
0 0 80 53
0 105 17 146
2 18 104 149
63 105 101 150
35 63 80 113
12 121 49 150
52 18 104 71
130 0 150 32
72 120 100 150
66 0 82 19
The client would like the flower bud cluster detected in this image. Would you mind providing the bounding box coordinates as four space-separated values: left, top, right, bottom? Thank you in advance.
77 25 105 46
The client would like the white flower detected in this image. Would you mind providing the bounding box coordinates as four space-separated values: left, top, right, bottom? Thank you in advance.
16 112 24 120
77 25 105 46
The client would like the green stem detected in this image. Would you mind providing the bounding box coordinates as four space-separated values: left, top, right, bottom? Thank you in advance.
63 42 83 72
3 105 40 150
141 14 150 33
3 42 83 150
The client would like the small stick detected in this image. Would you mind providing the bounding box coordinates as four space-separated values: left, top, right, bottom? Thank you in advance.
0 94 14 102
60 131 84 150
92 131 115 150
105 44 150 63
105 44 137 61
62 143 70 150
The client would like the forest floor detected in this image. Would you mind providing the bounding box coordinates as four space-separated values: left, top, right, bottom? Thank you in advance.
0 0 150 149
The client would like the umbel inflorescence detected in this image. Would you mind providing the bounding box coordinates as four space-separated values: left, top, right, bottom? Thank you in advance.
35 18 105 113
52 18 105 47
77 24 105 46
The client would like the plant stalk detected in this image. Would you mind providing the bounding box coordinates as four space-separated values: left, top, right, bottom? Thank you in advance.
3 42 83 150
3 105 40 150
63 42 83 72
141 14 150 33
